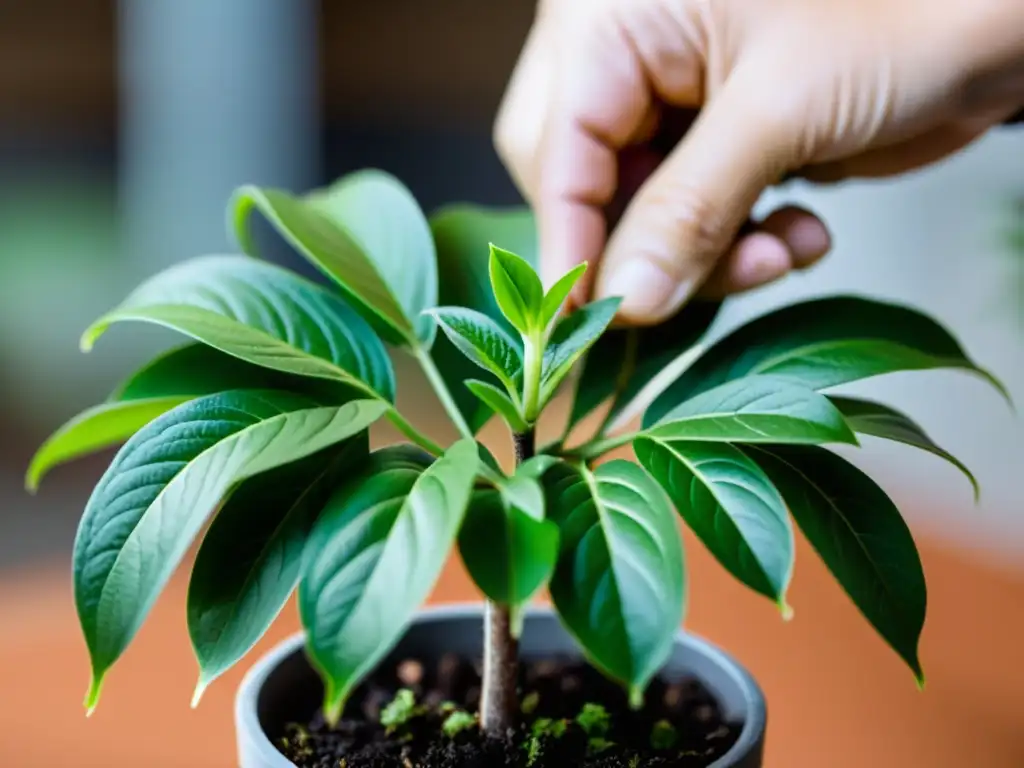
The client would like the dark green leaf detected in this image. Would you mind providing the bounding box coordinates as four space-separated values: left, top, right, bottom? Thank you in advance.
81 254 395 401
464 380 527 432
429 206 537 432
829 396 978 499
544 460 685 699
458 489 558 610
427 307 523 391
634 437 793 606
26 397 191 492
646 296 1006 427
305 169 438 344
645 376 857 445
489 244 544 335
540 263 587 329
75 392 387 711
300 439 479 723
110 343 322 402
187 434 369 700
541 298 621 404
569 300 720 433
745 444 926 682
230 185 412 345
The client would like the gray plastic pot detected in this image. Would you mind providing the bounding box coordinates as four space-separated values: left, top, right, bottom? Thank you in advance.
235 604 766 767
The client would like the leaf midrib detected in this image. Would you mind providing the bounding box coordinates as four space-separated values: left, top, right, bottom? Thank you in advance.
651 438 785 592
93 401 345 638
745 445 907 614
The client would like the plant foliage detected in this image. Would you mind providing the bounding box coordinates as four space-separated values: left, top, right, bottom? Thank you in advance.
29 168 1007 725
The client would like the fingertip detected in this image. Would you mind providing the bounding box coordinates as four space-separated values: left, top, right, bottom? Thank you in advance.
760 206 831 267
699 232 793 298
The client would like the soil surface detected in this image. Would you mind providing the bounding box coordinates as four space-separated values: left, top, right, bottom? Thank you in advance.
278 653 743 767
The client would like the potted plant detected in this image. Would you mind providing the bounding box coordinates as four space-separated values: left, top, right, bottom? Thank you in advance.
28 169 1006 767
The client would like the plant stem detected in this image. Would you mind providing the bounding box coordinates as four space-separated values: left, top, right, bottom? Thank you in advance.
413 344 474 439
520 335 543 423
480 427 534 736
481 602 520 736
572 430 639 461
386 408 446 456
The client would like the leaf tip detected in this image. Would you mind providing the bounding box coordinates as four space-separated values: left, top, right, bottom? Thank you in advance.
84 673 105 716
191 678 211 709
778 598 795 622
628 687 645 711
914 671 927 691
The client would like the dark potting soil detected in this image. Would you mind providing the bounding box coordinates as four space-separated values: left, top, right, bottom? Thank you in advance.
278 654 742 768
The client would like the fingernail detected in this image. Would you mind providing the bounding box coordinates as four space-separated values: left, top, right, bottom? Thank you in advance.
599 260 693 323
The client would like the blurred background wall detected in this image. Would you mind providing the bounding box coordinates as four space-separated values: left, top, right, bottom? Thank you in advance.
0 1 1021 766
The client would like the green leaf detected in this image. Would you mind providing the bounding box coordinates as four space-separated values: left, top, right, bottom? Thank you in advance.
74 392 388 712
464 380 527 432
187 434 370 702
541 298 621 403
489 244 544 334
429 206 537 432
543 460 685 698
570 300 721 432
305 169 438 344
500 468 546 522
540 263 587 329
458 489 558 610
645 376 857 445
300 439 479 723
110 343 312 402
634 437 793 606
646 296 1006 427
427 307 523 392
81 254 395 402
829 396 978 500
230 185 412 345
26 397 191 492
745 444 927 682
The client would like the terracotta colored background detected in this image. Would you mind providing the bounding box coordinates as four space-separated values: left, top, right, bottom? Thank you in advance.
3 410 1024 767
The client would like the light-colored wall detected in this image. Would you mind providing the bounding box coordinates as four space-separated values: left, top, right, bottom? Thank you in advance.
722 130 1024 562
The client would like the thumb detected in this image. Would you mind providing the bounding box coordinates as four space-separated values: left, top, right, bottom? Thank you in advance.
594 73 802 324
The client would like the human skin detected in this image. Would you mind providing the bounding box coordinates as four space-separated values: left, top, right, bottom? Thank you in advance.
494 0 1024 325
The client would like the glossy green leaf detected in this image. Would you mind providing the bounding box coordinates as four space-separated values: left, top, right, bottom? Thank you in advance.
110 343 316 402
745 444 927 682
187 434 369 701
541 298 621 403
634 437 793 606
489 244 544 334
544 460 685 699
570 301 721 431
646 296 1006 427
26 397 191 492
464 380 527 432
427 307 523 391
645 376 857 445
500 469 545 522
230 185 411 345
429 206 537 432
300 439 479 723
305 169 438 344
540 263 587 329
829 396 978 499
75 392 388 711
81 254 395 401
458 489 558 611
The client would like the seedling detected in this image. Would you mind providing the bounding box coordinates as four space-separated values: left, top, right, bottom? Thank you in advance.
28 169 1007 748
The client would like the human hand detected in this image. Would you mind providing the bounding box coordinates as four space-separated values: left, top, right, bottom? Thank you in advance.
495 0 1024 324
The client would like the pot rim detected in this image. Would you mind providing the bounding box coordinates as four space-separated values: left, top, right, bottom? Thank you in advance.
236 602 766 767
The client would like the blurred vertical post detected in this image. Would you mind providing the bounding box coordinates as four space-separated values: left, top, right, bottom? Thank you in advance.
117 0 321 275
